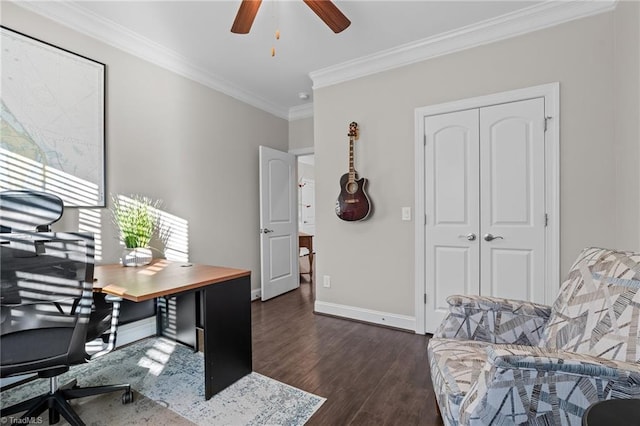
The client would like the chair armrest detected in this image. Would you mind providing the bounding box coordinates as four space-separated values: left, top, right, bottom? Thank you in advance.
488 345 640 382
86 295 122 359
459 345 640 425
434 295 551 345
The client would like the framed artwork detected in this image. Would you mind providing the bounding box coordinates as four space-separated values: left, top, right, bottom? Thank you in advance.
0 26 106 207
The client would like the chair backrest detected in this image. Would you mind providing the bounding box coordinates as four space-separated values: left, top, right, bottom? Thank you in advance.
0 231 95 378
0 190 64 233
540 247 640 363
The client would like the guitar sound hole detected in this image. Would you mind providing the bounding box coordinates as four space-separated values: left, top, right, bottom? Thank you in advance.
346 182 359 194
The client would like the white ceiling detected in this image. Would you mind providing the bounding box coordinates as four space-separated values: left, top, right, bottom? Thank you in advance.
13 0 616 119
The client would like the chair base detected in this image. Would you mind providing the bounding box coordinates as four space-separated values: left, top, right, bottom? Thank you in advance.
0 378 133 426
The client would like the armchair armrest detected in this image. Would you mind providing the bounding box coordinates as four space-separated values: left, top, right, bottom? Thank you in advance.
459 345 640 425
434 295 551 345
488 345 640 382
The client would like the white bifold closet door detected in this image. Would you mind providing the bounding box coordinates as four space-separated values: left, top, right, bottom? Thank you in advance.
424 97 546 332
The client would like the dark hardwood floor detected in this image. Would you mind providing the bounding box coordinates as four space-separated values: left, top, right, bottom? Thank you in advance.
251 277 443 425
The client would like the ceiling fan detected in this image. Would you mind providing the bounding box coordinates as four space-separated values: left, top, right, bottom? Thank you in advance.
231 0 351 34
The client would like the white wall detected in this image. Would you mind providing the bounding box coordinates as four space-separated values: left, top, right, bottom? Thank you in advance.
313 9 639 324
614 0 640 250
1 3 289 292
288 117 314 151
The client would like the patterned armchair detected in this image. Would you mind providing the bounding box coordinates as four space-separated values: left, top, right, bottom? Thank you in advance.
427 247 640 425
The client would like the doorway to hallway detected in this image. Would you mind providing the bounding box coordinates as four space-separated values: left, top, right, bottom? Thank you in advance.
297 154 315 285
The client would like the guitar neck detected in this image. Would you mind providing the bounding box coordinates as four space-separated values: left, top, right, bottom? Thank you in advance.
348 137 355 182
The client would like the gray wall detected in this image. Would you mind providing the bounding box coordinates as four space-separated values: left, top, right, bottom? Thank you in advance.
288 117 314 151
614 0 640 250
313 8 640 318
1 3 289 292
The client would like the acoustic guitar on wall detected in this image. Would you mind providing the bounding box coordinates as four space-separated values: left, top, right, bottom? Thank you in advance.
335 122 371 221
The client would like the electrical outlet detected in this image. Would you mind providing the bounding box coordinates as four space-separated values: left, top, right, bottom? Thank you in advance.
323 275 331 288
402 207 411 221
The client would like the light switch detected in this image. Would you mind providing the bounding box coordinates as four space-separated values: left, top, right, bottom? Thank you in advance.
402 207 411 221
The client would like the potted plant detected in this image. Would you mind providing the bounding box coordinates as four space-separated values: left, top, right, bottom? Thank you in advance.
111 194 161 266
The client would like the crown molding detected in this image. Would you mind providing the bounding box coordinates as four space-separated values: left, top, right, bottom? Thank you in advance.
11 0 616 119
310 0 618 89
11 0 290 120
288 103 314 121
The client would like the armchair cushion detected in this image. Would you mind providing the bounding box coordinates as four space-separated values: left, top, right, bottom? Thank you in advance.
540 247 640 363
459 345 640 425
435 294 551 345
429 338 640 426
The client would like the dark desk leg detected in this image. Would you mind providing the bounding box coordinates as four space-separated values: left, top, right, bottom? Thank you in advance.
202 275 252 400
157 294 198 350
156 297 167 336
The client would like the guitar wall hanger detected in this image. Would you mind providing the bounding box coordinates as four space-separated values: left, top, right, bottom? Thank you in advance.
335 122 371 221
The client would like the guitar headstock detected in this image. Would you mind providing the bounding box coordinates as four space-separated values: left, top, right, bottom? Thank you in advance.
348 122 359 140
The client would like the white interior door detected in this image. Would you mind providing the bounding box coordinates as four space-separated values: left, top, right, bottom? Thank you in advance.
479 99 546 303
259 146 299 301
423 98 546 332
424 109 480 331
300 178 315 235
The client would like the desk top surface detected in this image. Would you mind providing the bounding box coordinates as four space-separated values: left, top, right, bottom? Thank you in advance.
93 260 251 302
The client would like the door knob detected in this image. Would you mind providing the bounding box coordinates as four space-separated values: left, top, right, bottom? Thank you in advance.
484 233 503 242
458 233 476 241
261 228 274 234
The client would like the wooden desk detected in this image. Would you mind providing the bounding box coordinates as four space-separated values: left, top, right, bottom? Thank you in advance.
298 232 314 278
94 260 252 400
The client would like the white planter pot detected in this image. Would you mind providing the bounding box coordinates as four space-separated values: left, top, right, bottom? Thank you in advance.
121 247 152 267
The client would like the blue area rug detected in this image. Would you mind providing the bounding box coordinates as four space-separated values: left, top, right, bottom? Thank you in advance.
1 338 325 425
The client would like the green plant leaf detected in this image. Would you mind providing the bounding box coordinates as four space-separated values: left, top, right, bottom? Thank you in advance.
111 194 161 249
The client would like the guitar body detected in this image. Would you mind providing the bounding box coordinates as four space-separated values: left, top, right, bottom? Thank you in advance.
336 171 371 221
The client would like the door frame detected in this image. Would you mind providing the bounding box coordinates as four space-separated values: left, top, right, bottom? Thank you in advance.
414 82 560 335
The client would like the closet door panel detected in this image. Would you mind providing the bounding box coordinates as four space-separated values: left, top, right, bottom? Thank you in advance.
479 98 546 304
424 109 479 330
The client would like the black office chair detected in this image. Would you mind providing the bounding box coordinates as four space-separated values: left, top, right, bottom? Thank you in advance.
0 190 124 355
0 190 64 233
0 191 133 425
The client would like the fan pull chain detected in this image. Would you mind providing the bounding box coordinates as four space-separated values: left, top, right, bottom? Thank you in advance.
271 0 279 57
272 29 280 57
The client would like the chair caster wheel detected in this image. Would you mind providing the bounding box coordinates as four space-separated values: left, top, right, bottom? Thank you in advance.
122 390 134 404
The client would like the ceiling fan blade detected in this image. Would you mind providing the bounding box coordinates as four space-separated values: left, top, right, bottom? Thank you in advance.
231 0 263 34
303 0 351 33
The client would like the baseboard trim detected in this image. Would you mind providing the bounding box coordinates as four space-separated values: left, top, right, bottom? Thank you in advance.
116 316 156 348
251 288 261 301
314 301 415 332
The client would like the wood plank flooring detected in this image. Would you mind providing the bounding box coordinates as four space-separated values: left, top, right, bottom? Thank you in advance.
251 281 443 425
